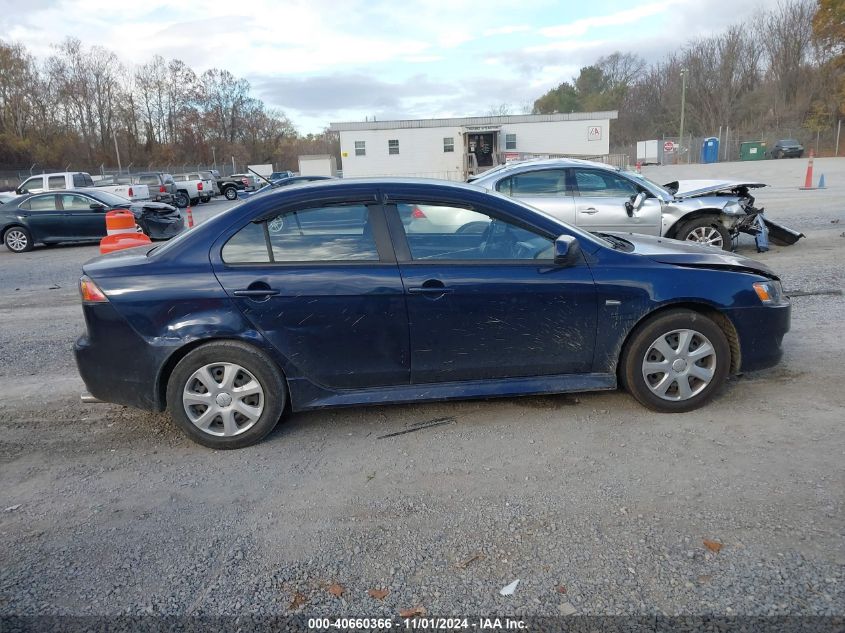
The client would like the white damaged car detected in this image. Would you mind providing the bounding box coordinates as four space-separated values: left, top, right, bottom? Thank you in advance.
470 158 803 251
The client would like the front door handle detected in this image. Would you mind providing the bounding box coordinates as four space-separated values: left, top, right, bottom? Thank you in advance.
408 279 453 295
233 288 280 298
579 207 599 214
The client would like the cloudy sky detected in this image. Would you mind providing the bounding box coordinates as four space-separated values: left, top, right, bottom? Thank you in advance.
1 0 763 133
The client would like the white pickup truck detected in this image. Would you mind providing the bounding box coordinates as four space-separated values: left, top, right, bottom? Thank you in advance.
173 173 213 207
16 172 96 194
91 175 151 202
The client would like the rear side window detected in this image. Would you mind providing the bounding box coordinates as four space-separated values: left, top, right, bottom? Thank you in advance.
29 195 58 211
222 204 379 264
48 176 65 190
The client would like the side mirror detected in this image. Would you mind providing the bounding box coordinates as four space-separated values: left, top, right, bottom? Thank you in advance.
554 235 582 267
625 191 646 217
15 188 25 195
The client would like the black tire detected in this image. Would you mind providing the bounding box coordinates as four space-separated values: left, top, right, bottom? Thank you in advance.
200 196 210 203
620 309 731 414
223 187 238 201
190 197 200 206
677 215 732 251
4 225 33 253
796 151 803 159
166 341 287 449
175 191 189 208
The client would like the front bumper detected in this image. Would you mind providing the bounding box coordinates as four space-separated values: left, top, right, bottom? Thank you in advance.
725 302 791 372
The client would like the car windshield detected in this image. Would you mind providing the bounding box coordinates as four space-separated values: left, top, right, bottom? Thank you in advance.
781 139 799 144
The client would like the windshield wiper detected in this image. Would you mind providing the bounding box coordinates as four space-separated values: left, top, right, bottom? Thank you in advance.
593 233 631 250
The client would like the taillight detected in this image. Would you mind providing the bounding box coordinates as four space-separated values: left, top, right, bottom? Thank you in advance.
241 177 248 186
79 276 107 303
411 205 427 219
197 182 203 191
160 185 166 193
128 187 134 197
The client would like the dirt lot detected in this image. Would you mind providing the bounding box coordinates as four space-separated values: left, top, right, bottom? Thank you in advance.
1 162 844 619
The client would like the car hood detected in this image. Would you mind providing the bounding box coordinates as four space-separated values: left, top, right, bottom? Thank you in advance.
606 232 779 280
130 201 178 214
664 180 767 198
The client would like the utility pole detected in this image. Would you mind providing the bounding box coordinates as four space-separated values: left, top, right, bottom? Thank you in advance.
678 69 687 166
836 120 841 157
211 146 217 169
112 129 122 174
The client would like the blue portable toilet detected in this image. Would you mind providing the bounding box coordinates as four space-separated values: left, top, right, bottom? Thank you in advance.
701 137 719 163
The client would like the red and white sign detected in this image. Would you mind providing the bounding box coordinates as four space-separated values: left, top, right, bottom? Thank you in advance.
587 126 602 141
663 141 676 152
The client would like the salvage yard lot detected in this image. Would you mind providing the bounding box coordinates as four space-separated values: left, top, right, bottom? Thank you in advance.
1 160 844 617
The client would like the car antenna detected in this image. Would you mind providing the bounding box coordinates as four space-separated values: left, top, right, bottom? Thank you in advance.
247 167 275 188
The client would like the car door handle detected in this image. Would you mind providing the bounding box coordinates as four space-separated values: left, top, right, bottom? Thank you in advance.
408 286 454 294
233 288 280 297
579 207 599 214
408 280 453 295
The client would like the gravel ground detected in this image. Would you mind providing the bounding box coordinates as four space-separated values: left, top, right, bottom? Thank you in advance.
1 164 844 620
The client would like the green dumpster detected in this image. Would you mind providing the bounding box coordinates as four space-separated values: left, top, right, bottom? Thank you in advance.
740 141 766 161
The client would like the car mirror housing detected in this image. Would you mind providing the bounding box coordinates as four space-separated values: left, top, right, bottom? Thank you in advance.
554 235 581 267
625 192 646 217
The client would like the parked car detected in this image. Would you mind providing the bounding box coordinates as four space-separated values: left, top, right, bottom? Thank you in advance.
213 175 245 201
231 173 259 192
15 172 95 195
74 179 789 449
92 175 151 202
132 172 177 205
470 158 803 251
0 192 18 204
236 175 333 200
173 173 212 206
770 139 804 159
1 189 183 252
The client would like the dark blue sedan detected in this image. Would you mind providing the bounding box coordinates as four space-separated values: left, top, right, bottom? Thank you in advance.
74 179 790 448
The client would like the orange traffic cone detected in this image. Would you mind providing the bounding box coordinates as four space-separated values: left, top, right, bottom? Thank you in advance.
99 209 151 254
799 150 816 190
186 205 194 228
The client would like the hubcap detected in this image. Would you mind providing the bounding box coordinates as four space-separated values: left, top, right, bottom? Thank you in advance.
182 362 264 437
641 329 717 402
685 226 723 248
6 230 27 251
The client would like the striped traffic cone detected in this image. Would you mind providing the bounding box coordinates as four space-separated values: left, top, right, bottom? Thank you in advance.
186 205 194 228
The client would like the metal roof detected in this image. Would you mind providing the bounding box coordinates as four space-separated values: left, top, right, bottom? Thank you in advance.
329 111 618 132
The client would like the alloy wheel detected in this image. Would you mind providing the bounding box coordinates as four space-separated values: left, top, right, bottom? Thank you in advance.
5 229 29 252
685 226 724 248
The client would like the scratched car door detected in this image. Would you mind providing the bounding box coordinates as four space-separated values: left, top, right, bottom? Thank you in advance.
571 168 662 235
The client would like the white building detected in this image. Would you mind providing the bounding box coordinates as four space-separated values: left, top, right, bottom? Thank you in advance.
329 111 618 181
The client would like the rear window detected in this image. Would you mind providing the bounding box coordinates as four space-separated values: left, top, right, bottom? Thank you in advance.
138 175 159 186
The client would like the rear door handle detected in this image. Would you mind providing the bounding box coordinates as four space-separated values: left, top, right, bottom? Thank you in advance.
580 207 598 214
233 288 280 297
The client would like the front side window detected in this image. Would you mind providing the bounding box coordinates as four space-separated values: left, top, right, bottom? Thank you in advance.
443 137 454 153
60 194 94 210
573 169 638 197
48 176 65 190
505 134 517 150
396 203 553 261
496 169 569 196
354 141 366 156
388 139 399 155
222 204 380 264
19 177 41 192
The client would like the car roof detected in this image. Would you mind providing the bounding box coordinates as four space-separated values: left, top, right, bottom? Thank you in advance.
472 157 618 179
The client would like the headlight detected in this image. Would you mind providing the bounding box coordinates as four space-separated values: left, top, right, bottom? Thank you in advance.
722 201 744 216
753 280 785 305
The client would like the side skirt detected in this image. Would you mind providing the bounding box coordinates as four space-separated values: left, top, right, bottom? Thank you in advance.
289 373 617 412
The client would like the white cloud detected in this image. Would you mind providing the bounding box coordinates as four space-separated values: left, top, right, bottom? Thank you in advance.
539 1 679 38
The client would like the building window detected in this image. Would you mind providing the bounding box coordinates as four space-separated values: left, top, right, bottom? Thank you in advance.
388 139 399 155
505 134 517 150
354 141 366 156
443 137 454 153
